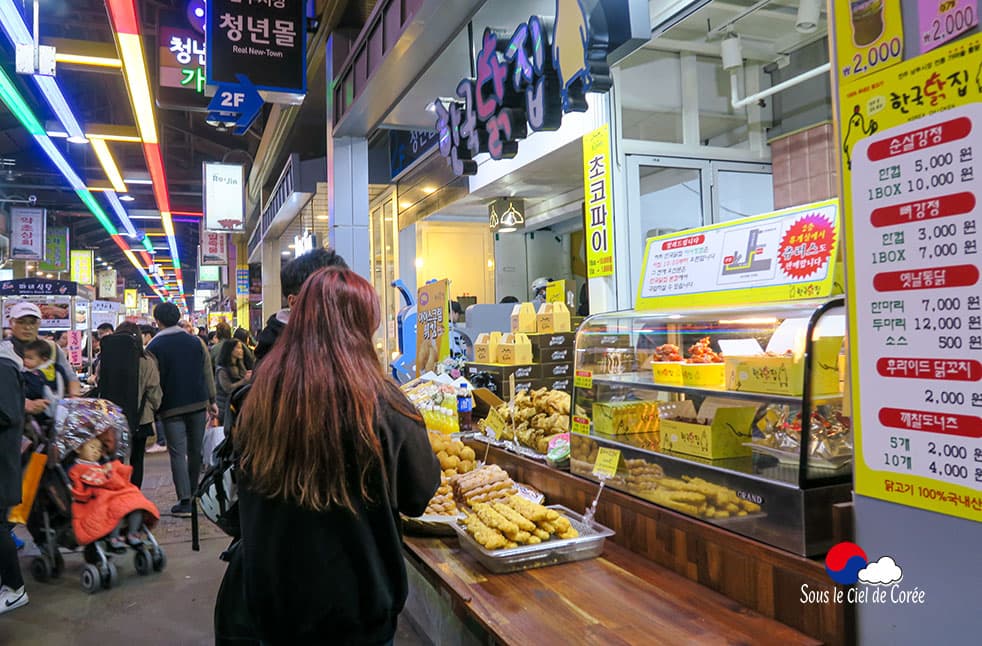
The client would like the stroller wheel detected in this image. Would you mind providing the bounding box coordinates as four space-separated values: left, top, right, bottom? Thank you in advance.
134 549 152 576
102 561 119 589
152 548 167 573
80 564 101 594
30 556 52 583
53 551 65 578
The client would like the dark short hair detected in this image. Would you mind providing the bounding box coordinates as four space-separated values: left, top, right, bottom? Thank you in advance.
153 302 181 328
500 296 519 304
215 321 232 340
24 339 52 360
450 301 463 315
207 331 218 342
139 325 157 338
53 331 65 341
96 323 115 333
281 248 348 297
233 327 251 344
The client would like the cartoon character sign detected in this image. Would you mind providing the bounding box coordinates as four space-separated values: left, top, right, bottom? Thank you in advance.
842 105 879 170
554 0 592 112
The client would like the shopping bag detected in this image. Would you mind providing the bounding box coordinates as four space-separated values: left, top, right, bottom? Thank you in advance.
7 451 48 524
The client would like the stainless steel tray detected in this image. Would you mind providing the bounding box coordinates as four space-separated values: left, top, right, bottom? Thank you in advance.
451 505 614 574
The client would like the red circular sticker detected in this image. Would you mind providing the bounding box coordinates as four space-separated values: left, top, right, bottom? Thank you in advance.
778 214 836 279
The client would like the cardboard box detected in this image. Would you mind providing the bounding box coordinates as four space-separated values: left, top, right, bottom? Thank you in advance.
537 346 574 364
659 401 756 459
681 363 725 388
510 303 537 333
465 362 539 382
473 332 501 364
724 336 843 396
536 302 571 333
592 400 660 436
651 362 684 385
527 332 575 362
498 333 533 364
540 361 574 379
537 377 573 393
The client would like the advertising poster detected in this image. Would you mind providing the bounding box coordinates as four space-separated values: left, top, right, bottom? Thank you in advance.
203 163 245 232
67 330 84 366
208 312 234 330
38 226 68 272
918 0 978 52
838 32 982 521
201 230 230 265
636 200 840 311
91 301 119 330
70 250 94 285
10 208 45 260
2 297 72 329
416 280 450 376
835 0 904 83
97 270 117 299
124 289 138 310
582 125 614 278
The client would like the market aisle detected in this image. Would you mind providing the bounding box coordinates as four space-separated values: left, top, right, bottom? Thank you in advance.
4 453 428 645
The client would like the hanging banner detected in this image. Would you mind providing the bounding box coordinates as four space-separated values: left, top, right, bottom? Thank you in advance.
124 289 138 310
91 301 120 330
10 208 45 261
201 230 230 264
206 0 306 99
416 280 450 377
67 330 84 366
97 270 118 299
636 200 840 310
70 250 94 285
203 163 246 232
837 31 982 521
235 268 249 297
918 0 978 53
583 125 614 278
38 226 68 272
835 0 904 83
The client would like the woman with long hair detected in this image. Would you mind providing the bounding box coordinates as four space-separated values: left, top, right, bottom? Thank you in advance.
215 338 251 423
232 267 439 644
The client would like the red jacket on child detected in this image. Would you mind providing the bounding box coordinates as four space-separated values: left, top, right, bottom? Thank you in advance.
69 460 160 545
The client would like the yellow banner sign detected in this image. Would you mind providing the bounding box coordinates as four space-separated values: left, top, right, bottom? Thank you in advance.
837 31 982 522
635 200 840 311
834 0 904 83
416 279 450 376
69 250 94 285
124 289 138 310
583 125 614 278
592 447 621 479
545 279 566 304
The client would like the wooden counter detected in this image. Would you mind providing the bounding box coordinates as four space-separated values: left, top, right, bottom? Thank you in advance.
404 534 820 646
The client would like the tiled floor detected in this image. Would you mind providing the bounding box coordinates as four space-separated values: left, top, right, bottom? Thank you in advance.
3 452 429 645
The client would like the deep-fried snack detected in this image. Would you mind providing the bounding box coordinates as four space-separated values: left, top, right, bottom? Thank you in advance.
506 494 551 522
492 502 537 532
463 513 509 549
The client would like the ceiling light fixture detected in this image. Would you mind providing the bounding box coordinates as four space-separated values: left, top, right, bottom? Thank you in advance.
90 139 127 193
119 194 135 202
105 190 140 239
795 0 821 34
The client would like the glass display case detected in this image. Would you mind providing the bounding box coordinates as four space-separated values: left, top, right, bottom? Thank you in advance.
570 298 850 556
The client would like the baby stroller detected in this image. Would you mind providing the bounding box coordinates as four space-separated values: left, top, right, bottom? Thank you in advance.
25 398 166 594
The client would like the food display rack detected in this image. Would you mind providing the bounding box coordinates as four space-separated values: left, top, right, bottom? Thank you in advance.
570 298 851 556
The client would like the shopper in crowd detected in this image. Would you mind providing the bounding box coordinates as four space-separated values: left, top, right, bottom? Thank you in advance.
98 322 161 488
210 321 233 366
147 303 216 517
232 328 256 371
53 330 68 351
499 296 519 304
230 267 439 643
96 322 115 339
140 325 167 454
254 248 348 362
215 339 252 423
2 301 80 399
0 336 28 615
207 331 219 347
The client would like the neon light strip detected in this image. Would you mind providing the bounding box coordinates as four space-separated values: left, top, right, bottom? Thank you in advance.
90 139 127 193
105 190 139 238
55 52 121 68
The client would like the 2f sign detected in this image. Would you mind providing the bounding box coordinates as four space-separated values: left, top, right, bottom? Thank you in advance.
219 90 246 108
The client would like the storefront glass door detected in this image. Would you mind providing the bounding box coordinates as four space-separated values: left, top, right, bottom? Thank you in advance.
369 192 400 367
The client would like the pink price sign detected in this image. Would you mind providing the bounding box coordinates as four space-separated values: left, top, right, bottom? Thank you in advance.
67 330 84 367
919 0 978 52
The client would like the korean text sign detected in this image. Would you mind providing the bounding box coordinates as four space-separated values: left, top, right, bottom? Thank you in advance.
206 0 306 97
635 200 840 311
834 0 904 82
416 280 450 377
203 162 245 232
39 226 68 272
201 230 230 265
158 12 210 112
10 208 45 261
582 125 614 278
837 31 982 521
70 250 94 286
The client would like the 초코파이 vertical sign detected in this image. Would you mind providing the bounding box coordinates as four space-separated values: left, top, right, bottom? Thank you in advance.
582 125 614 278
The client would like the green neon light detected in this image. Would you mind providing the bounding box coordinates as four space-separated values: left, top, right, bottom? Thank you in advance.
142 237 154 253
0 66 45 135
75 189 120 236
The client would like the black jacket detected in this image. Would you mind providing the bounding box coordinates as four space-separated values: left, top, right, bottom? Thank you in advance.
0 343 25 509
237 384 439 644
253 313 286 364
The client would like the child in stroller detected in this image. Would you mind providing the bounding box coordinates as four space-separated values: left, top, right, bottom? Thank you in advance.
26 398 166 593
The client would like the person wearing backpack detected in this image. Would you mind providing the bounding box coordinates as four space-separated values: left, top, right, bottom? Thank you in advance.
223 267 439 645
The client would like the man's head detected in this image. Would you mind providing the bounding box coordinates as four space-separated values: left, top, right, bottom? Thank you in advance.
8 301 42 343
178 320 193 334
153 302 182 329
281 248 348 308
22 339 52 370
215 321 232 341
96 323 115 339
139 324 156 346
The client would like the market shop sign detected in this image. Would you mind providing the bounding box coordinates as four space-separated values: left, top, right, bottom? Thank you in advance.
203 162 246 232
433 0 614 176
157 10 210 112
201 230 230 266
10 208 45 261
635 199 840 311
488 198 525 233
70 250 94 286
38 226 68 273
583 125 614 278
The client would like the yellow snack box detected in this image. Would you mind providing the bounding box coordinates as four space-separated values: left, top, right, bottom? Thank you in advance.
510 303 537 333
681 363 725 388
536 302 572 333
660 400 756 460
652 362 684 385
497 333 533 365
473 332 501 364
592 400 660 437
724 336 843 396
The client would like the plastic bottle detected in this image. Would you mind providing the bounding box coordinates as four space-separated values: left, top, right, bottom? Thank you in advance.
457 385 473 432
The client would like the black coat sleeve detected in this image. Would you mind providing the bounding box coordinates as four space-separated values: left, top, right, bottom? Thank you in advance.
382 388 440 517
0 360 22 428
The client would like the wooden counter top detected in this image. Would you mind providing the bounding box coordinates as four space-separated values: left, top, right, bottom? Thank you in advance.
404 534 821 646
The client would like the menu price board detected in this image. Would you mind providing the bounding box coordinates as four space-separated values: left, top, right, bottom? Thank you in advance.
636 200 840 311
919 0 978 53
840 33 982 521
835 0 904 82
582 125 614 278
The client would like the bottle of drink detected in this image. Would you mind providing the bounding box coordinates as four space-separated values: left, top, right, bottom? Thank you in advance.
456 385 473 432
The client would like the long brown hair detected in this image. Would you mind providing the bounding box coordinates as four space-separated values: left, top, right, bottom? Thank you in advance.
236 267 416 512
